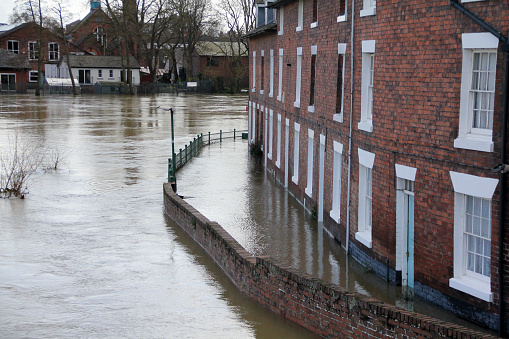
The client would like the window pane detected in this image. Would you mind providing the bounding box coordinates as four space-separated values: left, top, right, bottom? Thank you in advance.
483 257 490 277
467 252 475 271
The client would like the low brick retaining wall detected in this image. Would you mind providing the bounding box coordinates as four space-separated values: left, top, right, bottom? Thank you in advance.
163 183 494 338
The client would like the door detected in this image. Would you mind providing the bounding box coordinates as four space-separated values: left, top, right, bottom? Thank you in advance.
407 193 414 288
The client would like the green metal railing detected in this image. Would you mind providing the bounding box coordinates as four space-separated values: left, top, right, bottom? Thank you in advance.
168 129 248 183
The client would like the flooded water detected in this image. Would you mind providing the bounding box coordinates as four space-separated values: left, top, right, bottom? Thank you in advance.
0 93 491 337
0 94 317 338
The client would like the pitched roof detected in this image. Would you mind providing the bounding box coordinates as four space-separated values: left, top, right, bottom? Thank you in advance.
66 55 140 69
0 48 31 69
244 22 277 39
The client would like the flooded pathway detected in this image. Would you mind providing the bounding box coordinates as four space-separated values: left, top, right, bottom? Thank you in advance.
0 94 317 338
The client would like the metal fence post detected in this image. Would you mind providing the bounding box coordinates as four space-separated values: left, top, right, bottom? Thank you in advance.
180 148 182 166
234 129 236 140
208 131 211 145
185 144 188 163
220 130 222 142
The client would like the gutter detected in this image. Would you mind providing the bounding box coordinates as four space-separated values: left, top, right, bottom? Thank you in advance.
345 0 355 253
450 1 508 336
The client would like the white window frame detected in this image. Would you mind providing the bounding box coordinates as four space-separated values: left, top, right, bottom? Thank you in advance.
449 171 498 302
252 102 257 143
260 50 265 95
28 41 38 60
311 0 318 28
252 51 256 92
334 43 347 123
296 0 303 31
109 69 114 79
356 148 375 248
294 47 302 108
308 45 317 113
276 113 282 168
359 40 375 132
278 7 284 35
292 123 300 184
337 0 347 22
454 33 499 153
305 129 314 197
7 40 19 54
360 0 376 17
48 42 59 61
277 49 283 101
29 70 38 83
268 109 273 160
269 49 274 97
98 69 103 79
330 141 344 223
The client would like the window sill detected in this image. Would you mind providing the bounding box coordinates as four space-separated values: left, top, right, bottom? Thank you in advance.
277 95 282 101
296 26 303 32
454 136 493 153
269 93 273 98
268 153 272 160
308 105 315 113
449 276 493 302
358 120 373 133
292 176 298 185
355 231 372 248
305 186 312 197
337 15 346 23
294 101 300 108
252 88 256 93
278 31 283 36
276 160 281 168
333 113 343 123
330 209 340 223
360 7 376 17
260 90 264 95
310 22 317 29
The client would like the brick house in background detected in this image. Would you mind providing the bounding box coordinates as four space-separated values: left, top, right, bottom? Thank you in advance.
0 22 87 91
0 48 30 92
65 1 118 57
247 0 509 334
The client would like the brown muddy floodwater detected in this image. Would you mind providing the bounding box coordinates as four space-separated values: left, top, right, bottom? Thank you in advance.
0 93 492 338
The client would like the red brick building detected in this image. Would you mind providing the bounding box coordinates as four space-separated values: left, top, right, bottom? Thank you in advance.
0 22 86 90
247 0 509 333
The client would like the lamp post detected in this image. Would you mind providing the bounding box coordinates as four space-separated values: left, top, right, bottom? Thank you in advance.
158 106 177 192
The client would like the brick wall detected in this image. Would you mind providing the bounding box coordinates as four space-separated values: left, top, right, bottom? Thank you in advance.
248 0 509 331
164 183 496 338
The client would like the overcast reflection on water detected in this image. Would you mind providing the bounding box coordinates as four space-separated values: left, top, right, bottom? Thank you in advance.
0 94 318 339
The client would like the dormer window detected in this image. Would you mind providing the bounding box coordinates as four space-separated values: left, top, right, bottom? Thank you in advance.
256 1 276 27
94 27 107 47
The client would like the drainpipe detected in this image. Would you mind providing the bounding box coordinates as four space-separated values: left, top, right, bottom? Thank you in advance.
450 1 508 335
497 41 508 338
345 0 355 253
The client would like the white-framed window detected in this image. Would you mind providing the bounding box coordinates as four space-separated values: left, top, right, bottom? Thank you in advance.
78 69 91 84
360 0 376 17
260 50 265 94
311 0 318 28
48 43 59 61
454 33 499 153
305 129 314 197
252 51 256 92
359 40 375 132
296 0 303 31
268 109 273 159
308 45 317 112
252 102 257 143
292 123 300 184
276 114 282 168
330 141 344 223
109 69 114 79
337 0 347 22
269 49 274 97
93 26 107 47
7 40 19 54
277 49 283 101
29 71 38 83
449 171 498 302
334 43 347 123
278 7 284 35
294 47 302 108
356 148 375 248
28 41 38 60
98 69 103 79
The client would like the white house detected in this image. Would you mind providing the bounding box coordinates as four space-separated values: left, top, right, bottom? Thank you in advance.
46 55 140 85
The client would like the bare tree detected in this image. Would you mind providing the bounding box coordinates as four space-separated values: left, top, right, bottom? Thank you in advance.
51 0 78 95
